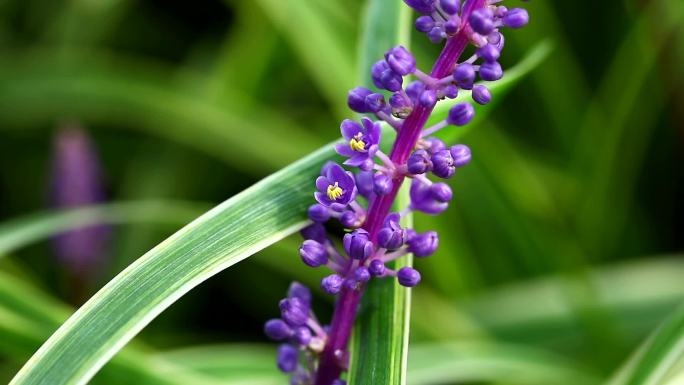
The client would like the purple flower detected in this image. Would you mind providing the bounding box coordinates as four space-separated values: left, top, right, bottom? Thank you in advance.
315 163 357 210
277 344 298 373
377 213 406 250
408 231 439 257
397 267 421 287
343 229 374 260
299 240 329 267
403 0 435 14
335 118 381 171
410 179 449 214
447 102 475 126
385 46 416 76
265 319 292 340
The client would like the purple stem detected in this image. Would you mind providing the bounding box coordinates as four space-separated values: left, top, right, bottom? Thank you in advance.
314 2 484 383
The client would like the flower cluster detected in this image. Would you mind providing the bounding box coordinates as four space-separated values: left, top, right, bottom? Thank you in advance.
265 1 529 384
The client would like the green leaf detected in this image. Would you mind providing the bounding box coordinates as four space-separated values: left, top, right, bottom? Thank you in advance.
606 304 684 385
0 200 208 257
347 1 412 384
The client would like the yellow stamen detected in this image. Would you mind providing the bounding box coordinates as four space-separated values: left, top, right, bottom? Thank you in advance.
327 182 344 200
349 132 366 152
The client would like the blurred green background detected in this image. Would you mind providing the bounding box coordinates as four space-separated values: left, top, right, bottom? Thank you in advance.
0 0 683 384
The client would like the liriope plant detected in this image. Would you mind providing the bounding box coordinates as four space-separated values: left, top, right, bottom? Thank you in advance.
262 1 530 384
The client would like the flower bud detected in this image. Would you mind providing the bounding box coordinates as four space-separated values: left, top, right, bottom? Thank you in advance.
444 19 459 34
472 85 492 105
381 69 403 92
299 240 329 267
390 92 413 118
365 93 386 112
293 326 312 346
419 89 437 108
385 46 416 76
479 61 503 81
373 174 394 195
428 26 446 43
355 266 371 283
355 171 375 198
321 274 344 294
397 267 422 287
407 149 433 174
405 80 426 102
377 213 406 250
415 15 434 32
503 8 529 29
430 183 453 202
277 344 298 373
371 60 390 89
442 84 458 99
279 298 309 326
264 319 292 340
347 87 373 113
447 102 475 126
453 63 475 90
431 149 456 179
469 8 495 35
440 0 460 14
300 223 327 243
343 229 374 260
307 204 330 222
450 144 472 167
425 137 446 154
403 0 435 14
340 210 361 229
368 259 386 276
477 44 500 62
408 231 439 257
287 282 311 304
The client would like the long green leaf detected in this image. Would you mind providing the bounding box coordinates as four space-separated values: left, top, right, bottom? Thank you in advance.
0 200 208 257
348 1 412 384
606 304 684 385
8 43 544 385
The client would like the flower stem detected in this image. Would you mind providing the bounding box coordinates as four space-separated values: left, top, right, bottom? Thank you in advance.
314 2 485 383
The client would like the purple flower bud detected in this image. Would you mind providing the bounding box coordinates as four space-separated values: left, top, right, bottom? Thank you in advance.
397 267 422 287
368 259 386 276
403 0 435 14
408 231 439 257
503 8 529 29
371 60 390 89
308 204 330 222
405 81 426 102
390 92 413 119
439 0 460 15
293 326 312 346
343 229 374 260
355 266 371 283
415 15 434 32
469 7 495 35
453 63 475 90
385 46 416 76
450 144 472 167
428 26 446 43
378 213 406 250
279 298 309 326
380 69 404 92
442 84 459 99
299 240 329 267
332 380 347 385
477 44 500 62
365 93 386 112
265 319 292 340
419 89 437 108
344 278 360 290
373 173 394 195
430 183 453 202
340 210 362 229
407 149 433 174
410 179 448 214
444 19 459 34
447 102 475 126
495 5 508 18
315 163 357 209
347 87 373 113
277 344 298 373
425 137 446 154
431 149 456 179
355 171 375 198
472 84 492 105
287 282 312 305
300 223 327 244
487 31 503 46
321 274 344 294
479 61 503 81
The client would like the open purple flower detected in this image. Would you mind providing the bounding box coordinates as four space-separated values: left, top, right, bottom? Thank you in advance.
335 117 381 171
315 163 357 211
